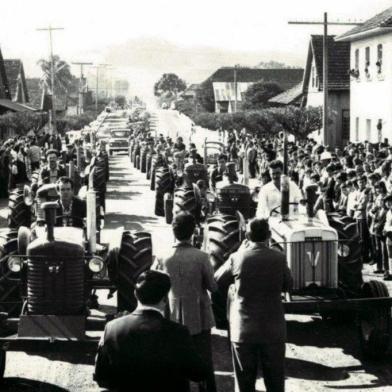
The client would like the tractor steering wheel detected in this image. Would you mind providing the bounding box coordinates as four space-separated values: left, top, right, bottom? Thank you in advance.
269 202 299 217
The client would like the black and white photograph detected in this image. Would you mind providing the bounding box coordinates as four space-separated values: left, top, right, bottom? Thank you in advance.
0 0 392 391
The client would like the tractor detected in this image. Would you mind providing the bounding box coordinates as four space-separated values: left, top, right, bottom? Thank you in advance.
0 175 152 380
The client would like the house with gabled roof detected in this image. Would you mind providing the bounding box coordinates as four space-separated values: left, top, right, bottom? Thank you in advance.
3 59 29 103
336 6 392 143
300 35 351 147
268 83 303 107
209 67 304 113
0 48 11 100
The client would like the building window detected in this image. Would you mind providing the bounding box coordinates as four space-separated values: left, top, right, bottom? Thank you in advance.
355 49 359 70
365 47 370 69
366 119 371 141
355 117 359 141
377 44 383 73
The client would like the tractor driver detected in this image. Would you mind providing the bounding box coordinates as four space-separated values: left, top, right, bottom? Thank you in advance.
256 160 303 219
210 154 228 191
39 149 66 186
55 176 86 228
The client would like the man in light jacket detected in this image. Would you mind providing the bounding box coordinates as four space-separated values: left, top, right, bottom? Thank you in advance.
153 212 218 392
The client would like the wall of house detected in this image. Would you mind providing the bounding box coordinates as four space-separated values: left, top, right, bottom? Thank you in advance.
213 82 252 113
306 57 350 147
350 32 392 143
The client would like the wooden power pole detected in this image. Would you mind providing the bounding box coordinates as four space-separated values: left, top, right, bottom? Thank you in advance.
36 26 64 135
289 13 362 147
72 62 93 114
91 64 110 116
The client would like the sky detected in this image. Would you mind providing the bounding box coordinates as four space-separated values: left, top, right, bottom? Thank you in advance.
1 0 391 100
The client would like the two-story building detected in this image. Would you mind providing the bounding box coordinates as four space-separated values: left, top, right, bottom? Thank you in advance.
3 59 29 104
336 6 392 143
209 67 304 113
302 35 351 147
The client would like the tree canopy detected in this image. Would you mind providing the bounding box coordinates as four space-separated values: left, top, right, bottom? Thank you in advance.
37 55 73 94
154 73 186 97
115 95 127 108
242 81 284 110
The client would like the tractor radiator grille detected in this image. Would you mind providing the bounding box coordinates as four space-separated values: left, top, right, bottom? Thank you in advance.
289 240 338 290
27 242 85 315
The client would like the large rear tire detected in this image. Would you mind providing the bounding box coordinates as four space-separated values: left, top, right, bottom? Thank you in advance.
358 280 391 359
0 229 22 317
0 349 6 382
164 193 173 224
155 167 173 217
173 187 201 221
116 231 153 312
8 188 31 229
205 214 242 329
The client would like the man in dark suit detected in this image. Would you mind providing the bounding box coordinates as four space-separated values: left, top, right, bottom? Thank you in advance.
55 176 86 228
94 270 208 392
215 218 293 392
39 149 66 185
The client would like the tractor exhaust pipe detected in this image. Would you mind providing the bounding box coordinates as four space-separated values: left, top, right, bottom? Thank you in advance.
87 167 97 253
42 201 58 242
305 185 318 223
281 131 290 221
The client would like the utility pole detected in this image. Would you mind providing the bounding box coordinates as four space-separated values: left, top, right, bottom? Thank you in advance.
233 64 240 113
289 14 361 147
72 62 93 114
37 26 64 135
92 64 110 116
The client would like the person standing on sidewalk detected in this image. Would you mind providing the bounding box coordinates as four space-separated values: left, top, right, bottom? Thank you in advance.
153 212 218 392
215 218 293 392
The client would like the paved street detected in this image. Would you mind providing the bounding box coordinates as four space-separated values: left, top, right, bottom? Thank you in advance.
1 153 392 391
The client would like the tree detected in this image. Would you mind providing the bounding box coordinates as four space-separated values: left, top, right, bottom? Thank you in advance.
196 78 215 112
37 55 73 94
115 95 127 108
0 111 48 137
272 106 322 139
154 73 186 97
242 81 284 110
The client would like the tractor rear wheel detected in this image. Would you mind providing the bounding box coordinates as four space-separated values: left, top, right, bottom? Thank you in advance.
0 229 22 317
205 214 242 329
116 231 153 312
155 167 173 217
8 188 31 229
173 187 201 221
328 213 363 296
358 280 391 359
206 214 242 270
146 154 152 179
0 349 6 382
140 148 148 173
164 193 173 224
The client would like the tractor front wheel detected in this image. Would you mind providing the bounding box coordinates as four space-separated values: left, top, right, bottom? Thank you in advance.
358 280 391 359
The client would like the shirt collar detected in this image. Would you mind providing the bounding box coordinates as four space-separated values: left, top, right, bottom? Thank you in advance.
136 304 164 316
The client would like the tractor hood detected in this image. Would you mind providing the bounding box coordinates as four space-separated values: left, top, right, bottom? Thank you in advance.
269 215 338 244
34 226 85 248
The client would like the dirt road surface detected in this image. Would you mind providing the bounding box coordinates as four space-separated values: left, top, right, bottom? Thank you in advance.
2 154 392 392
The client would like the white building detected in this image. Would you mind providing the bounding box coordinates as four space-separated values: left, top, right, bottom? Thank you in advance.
336 6 392 143
209 67 304 113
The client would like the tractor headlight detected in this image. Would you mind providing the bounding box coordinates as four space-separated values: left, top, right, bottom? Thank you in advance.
206 192 216 203
8 256 22 272
338 243 350 258
89 256 104 273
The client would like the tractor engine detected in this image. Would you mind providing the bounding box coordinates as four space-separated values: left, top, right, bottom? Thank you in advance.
26 202 85 315
215 183 252 219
